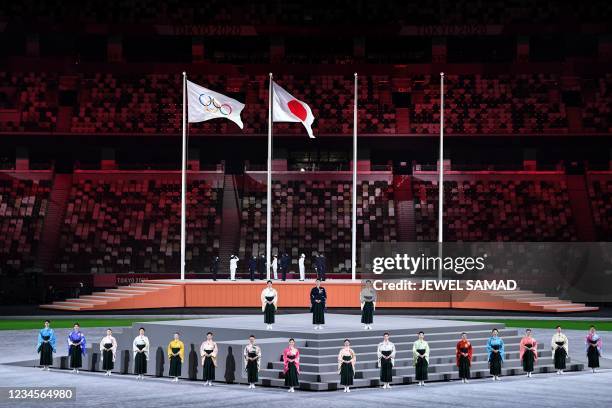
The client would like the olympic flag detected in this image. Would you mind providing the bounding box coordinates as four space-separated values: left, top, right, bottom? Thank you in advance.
272 81 315 138
186 79 245 129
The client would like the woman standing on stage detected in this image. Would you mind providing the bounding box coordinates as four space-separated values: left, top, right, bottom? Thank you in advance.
261 280 278 330
99 328 118 376
133 327 149 379
243 335 261 389
200 331 218 386
551 325 568 375
487 328 505 381
586 325 602 373
37 320 56 371
337 339 356 393
360 280 376 330
377 332 395 389
456 332 473 383
67 323 86 374
167 332 184 382
283 338 300 392
413 331 429 386
520 328 538 378
310 278 327 330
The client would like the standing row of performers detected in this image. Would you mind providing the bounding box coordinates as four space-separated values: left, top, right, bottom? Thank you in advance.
220 253 328 281
260 279 377 330
37 322 604 389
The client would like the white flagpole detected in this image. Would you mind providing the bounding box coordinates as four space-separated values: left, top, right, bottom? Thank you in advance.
351 73 358 281
266 73 273 280
438 72 444 281
180 72 187 281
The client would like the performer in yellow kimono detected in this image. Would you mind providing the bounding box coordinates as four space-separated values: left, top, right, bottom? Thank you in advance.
413 331 430 386
167 332 185 382
551 325 569 375
200 332 218 386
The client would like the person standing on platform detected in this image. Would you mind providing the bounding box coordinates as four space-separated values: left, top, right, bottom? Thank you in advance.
283 338 300 393
281 252 290 281
360 280 376 330
338 339 356 393
456 332 473 383
248 255 258 281
551 325 568 375
243 335 261 389
315 254 326 281
377 332 395 389
413 331 429 386
258 254 266 280
99 328 117 376
133 327 149 379
37 320 56 371
167 332 184 382
298 253 306 281
310 279 327 330
229 255 238 281
272 254 278 280
261 280 278 329
586 325 602 373
520 328 538 378
487 328 505 381
210 256 219 281
200 332 218 386
67 323 86 374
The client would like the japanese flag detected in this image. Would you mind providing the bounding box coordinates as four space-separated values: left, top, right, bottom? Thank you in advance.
272 81 315 138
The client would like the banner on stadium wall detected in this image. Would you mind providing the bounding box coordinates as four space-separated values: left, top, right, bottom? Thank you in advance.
400 24 503 36
155 25 257 36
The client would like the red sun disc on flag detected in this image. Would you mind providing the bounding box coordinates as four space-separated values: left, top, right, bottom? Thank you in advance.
287 99 307 121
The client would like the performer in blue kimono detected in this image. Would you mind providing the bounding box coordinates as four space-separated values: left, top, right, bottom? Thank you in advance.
37 320 56 370
310 279 327 329
67 323 86 373
486 328 505 381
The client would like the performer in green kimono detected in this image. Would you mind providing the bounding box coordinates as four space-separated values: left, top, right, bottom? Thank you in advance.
412 331 430 386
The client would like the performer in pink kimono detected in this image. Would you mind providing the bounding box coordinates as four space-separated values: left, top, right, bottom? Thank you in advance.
519 329 538 377
283 338 300 393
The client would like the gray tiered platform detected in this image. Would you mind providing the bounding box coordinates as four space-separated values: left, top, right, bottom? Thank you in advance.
12 314 583 391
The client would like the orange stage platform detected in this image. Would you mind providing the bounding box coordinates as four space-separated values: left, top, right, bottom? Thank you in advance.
40 279 598 313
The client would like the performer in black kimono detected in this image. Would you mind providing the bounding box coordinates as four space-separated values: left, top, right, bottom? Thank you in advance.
310 279 327 330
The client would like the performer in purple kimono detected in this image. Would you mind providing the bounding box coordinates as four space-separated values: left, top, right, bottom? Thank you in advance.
67 323 86 373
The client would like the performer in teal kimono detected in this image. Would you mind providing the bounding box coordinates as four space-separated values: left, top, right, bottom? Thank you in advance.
486 328 505 380
37 320 56 370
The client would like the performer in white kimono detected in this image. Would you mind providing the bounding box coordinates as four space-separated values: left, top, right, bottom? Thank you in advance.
243 335 262 389
261 281 278 329
99 328 118 376
298 253 306 281
360 280 377 330
200 332 218 386
133 327 150 379
229 255 238 281
377 332 396 389
551 325 569 375
272 255 278 280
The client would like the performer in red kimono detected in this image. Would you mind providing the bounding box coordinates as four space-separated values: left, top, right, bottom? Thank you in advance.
282 338 300 393
456 332 473 383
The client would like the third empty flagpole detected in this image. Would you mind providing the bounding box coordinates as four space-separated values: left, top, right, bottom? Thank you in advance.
351 73 358 281
266 73 273 280
180 72 187 281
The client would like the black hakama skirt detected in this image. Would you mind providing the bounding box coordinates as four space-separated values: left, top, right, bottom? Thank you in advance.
264 298 275 324
284 362 299 387
587 345 600 368
489 352 502 376
246 351 258 383
102 344 114 371
340 356 354 386
554 343 567 370
522 347 535 372
415 350 428 381
312 302 325 325
39 340 53 366
169 347 182 377
458 355 471 379
69 345 82 368
380 350 393 383
361 301 374 324
134 351 147 375
202 351 215 381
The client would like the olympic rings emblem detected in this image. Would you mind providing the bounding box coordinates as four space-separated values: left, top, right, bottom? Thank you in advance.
198 94 233 116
